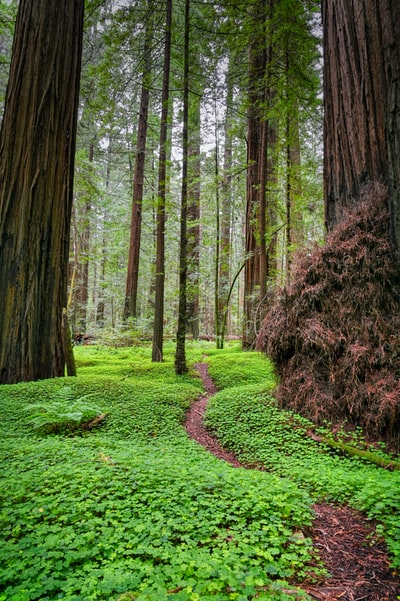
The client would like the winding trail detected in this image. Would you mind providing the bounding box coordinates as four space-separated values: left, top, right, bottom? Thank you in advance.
185 362 400 601
184 363 242 467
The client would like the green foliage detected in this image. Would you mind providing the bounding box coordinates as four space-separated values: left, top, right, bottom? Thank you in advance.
24 386 104 434
205 347 276 390
354 477 400 568
2 343 398 601
0 344 319 601
203 351 400 570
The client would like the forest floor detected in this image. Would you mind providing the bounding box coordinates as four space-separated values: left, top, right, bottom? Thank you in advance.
185 363 400 601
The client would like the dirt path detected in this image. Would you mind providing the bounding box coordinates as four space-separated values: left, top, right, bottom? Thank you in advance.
184 363 400 601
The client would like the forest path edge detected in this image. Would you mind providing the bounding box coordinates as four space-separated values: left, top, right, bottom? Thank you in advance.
184 362 400 601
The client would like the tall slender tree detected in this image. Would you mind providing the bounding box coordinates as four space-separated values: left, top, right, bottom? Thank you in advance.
0 0 84 383
217 60 234 348
186 93 201 340
175 0 190 374
243 0 276 349
152 0 172 362
124 0 154 321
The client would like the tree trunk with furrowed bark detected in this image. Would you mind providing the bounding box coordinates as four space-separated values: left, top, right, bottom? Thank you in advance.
322 0 387 231
0 0 84 383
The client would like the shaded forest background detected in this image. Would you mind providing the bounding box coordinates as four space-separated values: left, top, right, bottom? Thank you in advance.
0 0 323 347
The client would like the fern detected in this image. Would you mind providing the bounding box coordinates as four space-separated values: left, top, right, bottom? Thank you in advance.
24 386 104 434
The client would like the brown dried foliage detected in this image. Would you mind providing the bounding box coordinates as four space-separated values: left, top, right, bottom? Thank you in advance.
257 183 400 448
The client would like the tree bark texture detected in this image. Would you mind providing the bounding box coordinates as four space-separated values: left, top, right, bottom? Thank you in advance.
380 0 400 249
72 199 91 332
323 0 387 230
217 67 234 349
243 38 263 349
152 0 172 362
0 0 84 383
243 0 275 349
285 105 302 282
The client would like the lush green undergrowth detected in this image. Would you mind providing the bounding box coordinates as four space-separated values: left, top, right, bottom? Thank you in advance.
0 343 319 601
204 352 400 572
0 342 398 601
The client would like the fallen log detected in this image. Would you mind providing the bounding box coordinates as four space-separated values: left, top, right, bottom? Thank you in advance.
307 430 400 471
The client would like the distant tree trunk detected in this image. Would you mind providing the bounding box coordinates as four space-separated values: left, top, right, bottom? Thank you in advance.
76 202 90 330
175 0 190 375
285 104 302 283
152 0 172 362
323 0 387 231
67 197 91 332
62 308 77 377
243 35 262 349
186 93 201 340
243 0 276 349
124 0 153 321
214 96 222 347
72 165 91 333
0 0 84 384
258 71 268 306
217 67 233 349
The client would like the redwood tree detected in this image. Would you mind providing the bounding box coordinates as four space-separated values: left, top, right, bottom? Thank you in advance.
175 0 190 375
124 0 154 321
243 0 276 349
152 0 172 362
258 1 400 445
0 0 84 383
380 0 400 249
322 0 387 230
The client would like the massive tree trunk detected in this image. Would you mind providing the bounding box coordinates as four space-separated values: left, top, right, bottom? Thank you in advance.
380 0 400 249
0 0 84 384
323 0 387 230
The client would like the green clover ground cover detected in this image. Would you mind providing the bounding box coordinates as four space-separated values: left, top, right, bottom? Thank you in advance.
1 342 398 600
0 342 319 601
204 348 400 572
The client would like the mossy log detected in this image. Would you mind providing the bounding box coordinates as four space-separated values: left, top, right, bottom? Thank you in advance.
307 431 400 471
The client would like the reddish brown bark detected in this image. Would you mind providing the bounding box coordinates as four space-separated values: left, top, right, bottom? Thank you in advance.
243 21 263 349
0 0 84 383
323 0 387 230
243 0 276 349
124 0 153 321
380 0 400 249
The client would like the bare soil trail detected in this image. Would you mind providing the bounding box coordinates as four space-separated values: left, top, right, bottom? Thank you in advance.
184 362 400 601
